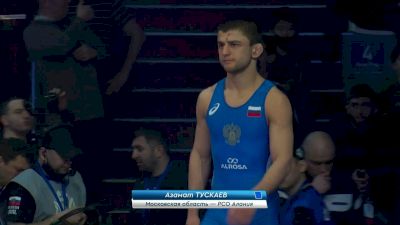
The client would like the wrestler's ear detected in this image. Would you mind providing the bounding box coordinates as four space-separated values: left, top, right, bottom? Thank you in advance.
252 43 264 58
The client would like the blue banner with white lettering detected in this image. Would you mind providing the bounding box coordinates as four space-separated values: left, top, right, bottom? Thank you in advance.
132 190 267 200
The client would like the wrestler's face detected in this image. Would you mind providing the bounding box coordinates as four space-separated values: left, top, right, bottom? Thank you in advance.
1 99 34 136
218 30 257 75
131 136 157 173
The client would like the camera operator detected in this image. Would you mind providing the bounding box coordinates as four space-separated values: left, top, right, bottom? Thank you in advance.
0 125 87 225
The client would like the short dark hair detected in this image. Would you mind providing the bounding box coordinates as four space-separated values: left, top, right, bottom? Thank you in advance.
347 84 377 103
0 97 18 116
217 20 263 45
134 129 169 154
0 97 30 116
0 138 35 163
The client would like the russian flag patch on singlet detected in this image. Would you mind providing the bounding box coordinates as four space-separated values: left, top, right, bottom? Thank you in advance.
247 106 262 118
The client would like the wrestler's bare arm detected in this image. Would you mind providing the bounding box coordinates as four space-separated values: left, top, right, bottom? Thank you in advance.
186 86 214 223
253 86 293 192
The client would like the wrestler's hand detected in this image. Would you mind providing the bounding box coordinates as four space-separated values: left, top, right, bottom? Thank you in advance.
186 210 200 225
73 44 97 61
227 208 256 225
185 216 200 225
311 172 331 194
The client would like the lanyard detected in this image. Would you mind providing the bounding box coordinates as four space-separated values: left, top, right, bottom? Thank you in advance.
35 162 68 211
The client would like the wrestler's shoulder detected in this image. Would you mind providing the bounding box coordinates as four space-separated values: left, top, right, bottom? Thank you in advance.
198 84 217 101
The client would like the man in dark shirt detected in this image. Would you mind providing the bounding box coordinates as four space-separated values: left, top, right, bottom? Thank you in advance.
67 0 145 204
69 0 145 97
130 129 187 225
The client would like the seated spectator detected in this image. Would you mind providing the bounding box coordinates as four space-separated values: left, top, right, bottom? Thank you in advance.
0 138 33 189
326 85 397 223
0 138 33 186
0 138 33 224
130 129 187 225
302 131 377 225
326 84 380 170
0 98 34 142
279 147 328 225
302 131 336 195
0 125 86 225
